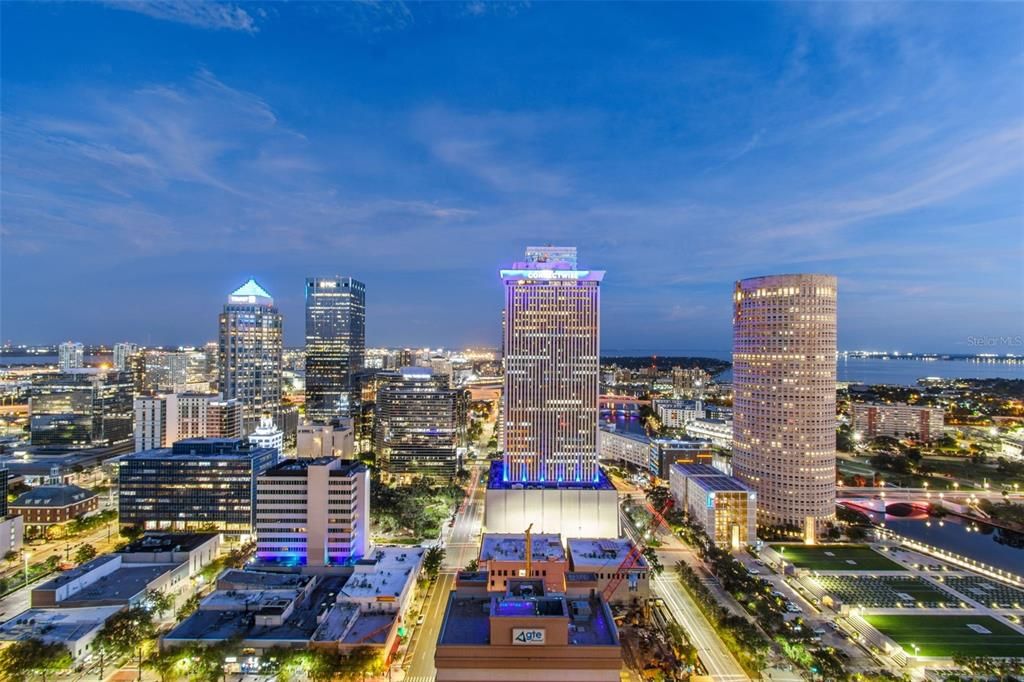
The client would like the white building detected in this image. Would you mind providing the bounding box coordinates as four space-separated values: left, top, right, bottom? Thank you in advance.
598 427 650 470
249 415 284 458
113 342 139 371
255 457 370 566
851 402 945 441
58 341 84 372
731 274 837 532
669 463 756 549
653 399 704 429
133 393 243 451
296 420 355 459
0 514 24 558
685 418 733 449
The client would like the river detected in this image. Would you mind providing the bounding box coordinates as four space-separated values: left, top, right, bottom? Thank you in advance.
879 515 1024 576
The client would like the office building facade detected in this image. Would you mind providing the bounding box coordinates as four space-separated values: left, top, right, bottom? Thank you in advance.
119 438 278 539
30 369 134 448
304 277 366 422
218 280 283 432
255 457 370 566
500 246 604 484
374 368 460 479
731 274 837 531
669 463 756 548
133 393 243 451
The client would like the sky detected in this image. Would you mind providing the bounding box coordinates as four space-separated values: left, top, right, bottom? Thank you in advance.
2 1 1023 354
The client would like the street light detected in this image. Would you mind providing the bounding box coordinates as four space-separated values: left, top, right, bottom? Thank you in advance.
23 552 31 587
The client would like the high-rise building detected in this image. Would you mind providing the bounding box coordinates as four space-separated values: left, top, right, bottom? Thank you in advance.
133 392 243 451
255 457 370 566
851 402 945 441
112 343 139 371
731 274 837 533
218 279 283 433
304 277 366 423
30 369 134 448
137 349 189 393
374 368 461 479
500 246 604 483
119 438 278 539
134 395 167 452
58 342 84 372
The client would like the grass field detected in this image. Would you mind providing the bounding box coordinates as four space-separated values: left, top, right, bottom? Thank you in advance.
774 543 905 571
863 614 1024 658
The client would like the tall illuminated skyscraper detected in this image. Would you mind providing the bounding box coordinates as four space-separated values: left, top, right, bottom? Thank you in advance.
500 246 604 483
731 274 837 533
304 277 366 422
218 279 283 433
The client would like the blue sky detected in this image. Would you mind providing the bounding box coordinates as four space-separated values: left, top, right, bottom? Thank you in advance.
2 1 1022 353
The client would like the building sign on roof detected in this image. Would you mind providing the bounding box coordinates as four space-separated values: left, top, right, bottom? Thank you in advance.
512 628 546 645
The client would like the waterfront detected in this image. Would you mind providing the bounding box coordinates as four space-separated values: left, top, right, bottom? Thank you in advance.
879 515 1024 576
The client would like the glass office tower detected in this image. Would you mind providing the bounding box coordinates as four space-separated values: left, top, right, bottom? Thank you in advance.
29 369 134 448
304 277 366 422
374 368 460 479
218 279 283 433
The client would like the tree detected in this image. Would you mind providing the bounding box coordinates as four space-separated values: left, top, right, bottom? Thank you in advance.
0 639 72 682
423 546 444 579
94 606 156 681
145 589 175 621
464 558 479 572
74 544 98 565
3 549 18 563
120 525 144 541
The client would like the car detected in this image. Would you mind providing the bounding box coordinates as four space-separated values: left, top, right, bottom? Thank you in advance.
416 615 425 626
747 568 760 575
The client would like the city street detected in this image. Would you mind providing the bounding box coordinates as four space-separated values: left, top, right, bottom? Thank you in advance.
403 463 486 682
619 506 750 681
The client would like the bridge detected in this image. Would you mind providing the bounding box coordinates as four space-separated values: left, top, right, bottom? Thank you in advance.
838 487 1023 519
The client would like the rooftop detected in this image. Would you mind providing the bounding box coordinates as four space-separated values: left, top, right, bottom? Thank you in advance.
567 538 648 571
688 475 753 494
35 555 119 591
341 547 423 600
120 532 218 554
166 575 348 644
11 484 96 508
670 462 725 478
127 438 273 461
216 569 314 591
599 426 649 443
228 279 274 304
487 461 616 491
438 592 618 647
0 607 122 645
262 457 366 477
480 533 566 563
50 564 176 605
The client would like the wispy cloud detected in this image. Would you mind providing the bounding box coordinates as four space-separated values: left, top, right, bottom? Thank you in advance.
102 1 261 32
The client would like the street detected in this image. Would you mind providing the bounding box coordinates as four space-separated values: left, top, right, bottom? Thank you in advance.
403 462 486 682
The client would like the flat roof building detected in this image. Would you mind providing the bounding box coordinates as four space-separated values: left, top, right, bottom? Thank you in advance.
851 402 945 442
435 578 621 682
255 457 370 566
119 438 278 540
566 537 650 604
479 533 567 594
669 463 756 549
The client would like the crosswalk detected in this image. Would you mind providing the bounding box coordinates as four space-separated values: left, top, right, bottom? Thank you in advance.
404 675 436 682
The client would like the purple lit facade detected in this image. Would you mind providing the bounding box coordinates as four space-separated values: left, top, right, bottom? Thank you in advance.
500 246 605 484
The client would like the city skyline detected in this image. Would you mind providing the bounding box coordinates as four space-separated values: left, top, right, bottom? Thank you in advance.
2 3 1022 352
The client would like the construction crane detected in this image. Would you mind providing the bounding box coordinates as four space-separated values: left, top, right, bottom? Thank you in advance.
524 522 534 577
602 498 673 603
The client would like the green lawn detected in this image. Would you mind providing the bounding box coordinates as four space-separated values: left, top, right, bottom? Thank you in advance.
774 544 905 571
863 614 1024 658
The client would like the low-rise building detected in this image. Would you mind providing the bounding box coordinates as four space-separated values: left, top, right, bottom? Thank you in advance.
648 438 713 479
434 578 621 682
598 427 649 470
296 420 355 459
685 418 732 448
0 606 122 660
164 547 424 657
669 463 756 549
10 484 99 532
653 399 704 429
566 538 650 604
851 402 945 441
478 533 568 593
